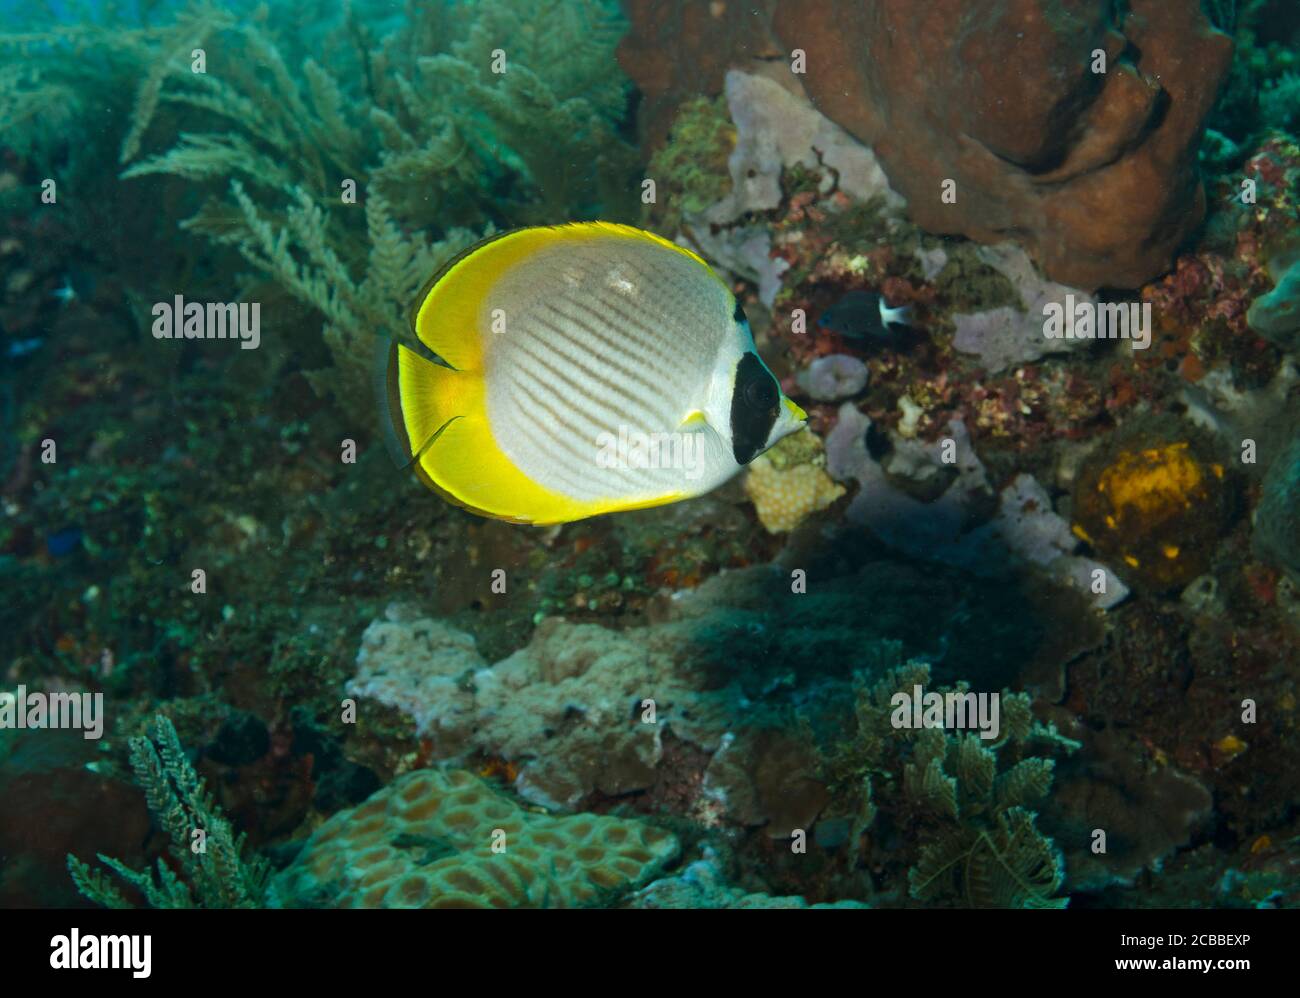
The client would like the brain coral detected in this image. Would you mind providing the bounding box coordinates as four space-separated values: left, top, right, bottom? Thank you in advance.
273 769 679 908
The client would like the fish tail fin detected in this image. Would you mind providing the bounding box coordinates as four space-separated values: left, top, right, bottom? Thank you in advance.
374 334 596 525
882 303 914 328
376 336 467 469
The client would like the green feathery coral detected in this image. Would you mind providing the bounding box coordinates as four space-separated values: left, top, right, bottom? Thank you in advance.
817 660 1079 907
105 0 636 423
67 714 269 909
898 675 1079 908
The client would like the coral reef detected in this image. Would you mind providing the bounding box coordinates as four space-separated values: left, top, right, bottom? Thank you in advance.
1130 132 1299 395
346 550 1085 836
4 0 1299 916
347 604 741 811
658 68 902 308
813 660 1080 908
273 768 678 908
823 404 1127 609
620 0 1234 289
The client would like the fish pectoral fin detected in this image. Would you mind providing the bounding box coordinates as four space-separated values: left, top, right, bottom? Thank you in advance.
678 409 709 430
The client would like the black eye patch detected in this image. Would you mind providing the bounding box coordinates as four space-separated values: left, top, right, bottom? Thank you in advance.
743 376 777 410
730 353 779 465
733 299 748 324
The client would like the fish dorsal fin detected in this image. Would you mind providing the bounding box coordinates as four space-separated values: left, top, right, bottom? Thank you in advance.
409 222 725 374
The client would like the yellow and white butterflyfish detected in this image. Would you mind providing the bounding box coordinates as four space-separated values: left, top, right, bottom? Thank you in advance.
380 221 807 525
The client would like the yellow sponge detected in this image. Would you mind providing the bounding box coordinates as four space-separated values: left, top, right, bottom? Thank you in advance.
744 457 845 533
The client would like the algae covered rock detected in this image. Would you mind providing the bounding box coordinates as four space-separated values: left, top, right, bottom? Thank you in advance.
1252 428 1300 586
348 608 738 811
631 852 868 909
273 769 679 909
1246 249 1300 351
620 0 1232 289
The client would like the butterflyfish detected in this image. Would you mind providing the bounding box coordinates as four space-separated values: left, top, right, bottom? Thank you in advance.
382 222 806 525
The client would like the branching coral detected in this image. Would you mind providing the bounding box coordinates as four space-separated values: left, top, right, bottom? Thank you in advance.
67 714 270 908
905 728 1068 909
96 0 637 423
198 182 481 423
818 660 1079 908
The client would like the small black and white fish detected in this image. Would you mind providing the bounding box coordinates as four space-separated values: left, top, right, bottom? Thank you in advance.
817 290 912 342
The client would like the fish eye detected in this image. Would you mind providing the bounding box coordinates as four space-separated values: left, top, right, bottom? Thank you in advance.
743 374 778 410
733 299 747 324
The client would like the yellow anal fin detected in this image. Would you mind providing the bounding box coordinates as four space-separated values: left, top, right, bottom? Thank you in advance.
418 413 694 526
418 415 600 525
